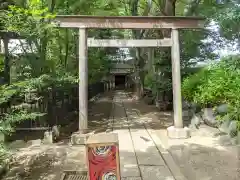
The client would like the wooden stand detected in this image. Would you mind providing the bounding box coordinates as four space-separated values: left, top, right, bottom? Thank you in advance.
86 133 121 180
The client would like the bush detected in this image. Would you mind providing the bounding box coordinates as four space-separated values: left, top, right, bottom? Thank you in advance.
182 68 211 104
0 73 78 135
182 55 240 130
144 72 172 98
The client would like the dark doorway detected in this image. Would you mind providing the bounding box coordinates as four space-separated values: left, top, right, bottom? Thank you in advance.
115 75 126 89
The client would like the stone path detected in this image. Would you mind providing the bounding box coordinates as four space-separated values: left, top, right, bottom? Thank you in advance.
108 91 184 180
2 90 186 180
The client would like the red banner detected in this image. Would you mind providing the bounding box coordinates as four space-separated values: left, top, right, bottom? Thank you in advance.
88 145 118 180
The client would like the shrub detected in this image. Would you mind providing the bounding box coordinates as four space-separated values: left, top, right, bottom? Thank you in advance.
182 67 211 103
182 55 240 130
0 73 78 136
182 55 240 105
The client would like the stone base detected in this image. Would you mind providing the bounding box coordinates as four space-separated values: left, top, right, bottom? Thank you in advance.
71 131 94 145
167 126 190 139
43 131 53 144
27 139 42 147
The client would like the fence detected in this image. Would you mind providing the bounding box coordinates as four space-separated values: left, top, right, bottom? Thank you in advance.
0 82 105 134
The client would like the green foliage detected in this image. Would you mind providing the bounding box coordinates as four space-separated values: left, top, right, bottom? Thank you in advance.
144 72 155 90
4 1 56 38
88 48 112 84
219 104 240 131
216 3 240 42
0 73 78 136
0 0 238 156
0 110 45 135
182 55 240 105
0 73 78 104
0 0 115 148
182 67 216 105
182 55 240 130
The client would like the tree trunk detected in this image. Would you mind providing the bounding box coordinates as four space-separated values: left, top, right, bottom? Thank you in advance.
39 0 56 73
58 31 63 65
130 0 144 99
156 0 176 103
184 0 201 16
64 1 70 68
134 48 144 99
3 37 10 85
64 30 69 68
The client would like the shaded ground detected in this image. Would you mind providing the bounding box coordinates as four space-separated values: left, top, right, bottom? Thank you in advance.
111 91 240 180
2 91 114 180
2 90 240 180
124 96 240 180
156 126 240 180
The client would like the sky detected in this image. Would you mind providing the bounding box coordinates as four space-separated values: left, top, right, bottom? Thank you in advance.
0 39 33 54
205 21 239 58
1 39 238 58
0 23 239 60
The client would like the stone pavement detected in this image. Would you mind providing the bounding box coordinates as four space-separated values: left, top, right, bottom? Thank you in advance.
107 91 186 180
2 90 185 180
6 90 238 180
156 124 240 180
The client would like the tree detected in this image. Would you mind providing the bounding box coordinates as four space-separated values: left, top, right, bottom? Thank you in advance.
0 0 121 149
217 2 240 46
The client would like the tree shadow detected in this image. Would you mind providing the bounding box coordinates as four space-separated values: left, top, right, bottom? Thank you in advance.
2 144 86 180
3 138 174 180
55 91 115 138
4 90 240 180
168 143 240 180
86 90 174 132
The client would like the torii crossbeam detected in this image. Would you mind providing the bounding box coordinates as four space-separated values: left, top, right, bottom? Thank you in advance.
54 15 205 139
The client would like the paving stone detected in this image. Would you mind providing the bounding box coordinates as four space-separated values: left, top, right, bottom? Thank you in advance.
120 163 140 177
129 128 165 166
140 165 174 180
114 129 135 153
147 128 188 180
112 108 140 177
111 91 174 179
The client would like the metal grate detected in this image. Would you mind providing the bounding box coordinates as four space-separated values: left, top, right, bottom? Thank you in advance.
65 174 87 180
60 171 88 180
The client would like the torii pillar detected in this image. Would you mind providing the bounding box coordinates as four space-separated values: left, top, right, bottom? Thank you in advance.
166 28 190 139
78 28 88 134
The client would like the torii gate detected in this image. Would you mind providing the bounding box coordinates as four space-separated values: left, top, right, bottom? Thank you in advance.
54 15 204 139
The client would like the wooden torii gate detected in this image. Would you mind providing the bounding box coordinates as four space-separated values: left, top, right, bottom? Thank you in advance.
54 15 204 139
